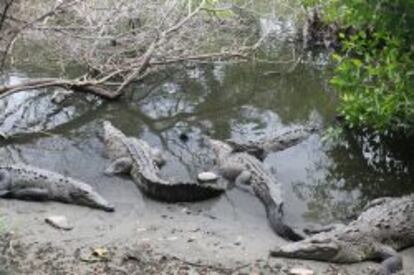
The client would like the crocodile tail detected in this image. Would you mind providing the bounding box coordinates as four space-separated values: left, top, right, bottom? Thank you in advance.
274 222 305 242
267 206 304 241
253 182 304 241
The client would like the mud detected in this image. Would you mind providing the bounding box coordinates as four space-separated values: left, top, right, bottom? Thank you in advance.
0 189 413 274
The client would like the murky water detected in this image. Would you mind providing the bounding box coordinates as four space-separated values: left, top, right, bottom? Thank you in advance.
2 59 414 230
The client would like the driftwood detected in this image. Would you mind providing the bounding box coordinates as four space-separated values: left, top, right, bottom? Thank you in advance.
0 50 248 100
0 1 259 100
0 78 117 99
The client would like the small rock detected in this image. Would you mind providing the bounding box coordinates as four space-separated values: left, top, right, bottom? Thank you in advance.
92 247 109 258
197 171 218 182
51 90 73 104
45 215 73 230
289 267 314 275
85 94 94 102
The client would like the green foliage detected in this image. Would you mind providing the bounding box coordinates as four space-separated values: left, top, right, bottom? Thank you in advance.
305 0 414 134
321 126 345 145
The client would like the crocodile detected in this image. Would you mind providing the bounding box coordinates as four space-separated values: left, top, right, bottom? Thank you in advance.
103 121 227 202
270 195 414 275
208 138 303 241
227 125 317 160
0 164 114 211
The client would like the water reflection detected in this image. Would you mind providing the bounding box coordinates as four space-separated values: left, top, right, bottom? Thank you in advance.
1 61 413 227
284 130 414 226
0 73 102 137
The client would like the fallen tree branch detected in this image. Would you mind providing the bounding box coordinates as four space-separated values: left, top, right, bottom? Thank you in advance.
150 50 249 65
0 0 262 100
0 47 250 100
0 0 15 34
0 78 118 99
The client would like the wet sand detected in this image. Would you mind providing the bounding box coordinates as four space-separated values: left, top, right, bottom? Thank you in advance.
0 176 413 274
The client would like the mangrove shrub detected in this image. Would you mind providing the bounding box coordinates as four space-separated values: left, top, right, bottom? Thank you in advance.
304 0 414 134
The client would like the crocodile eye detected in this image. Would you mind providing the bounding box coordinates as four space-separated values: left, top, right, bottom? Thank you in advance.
310 238 330 244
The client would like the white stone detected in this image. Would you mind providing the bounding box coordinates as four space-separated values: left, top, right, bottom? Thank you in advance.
197 171 218 182
45 215 74 230
51 90 73 104
289 267 314 275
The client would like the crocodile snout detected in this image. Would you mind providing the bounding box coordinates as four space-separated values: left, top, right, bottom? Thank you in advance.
86 191 115 212
270 238 339 261
72 185 115 212
100 202 115 212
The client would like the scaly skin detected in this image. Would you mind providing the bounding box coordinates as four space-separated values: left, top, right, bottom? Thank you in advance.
227 126 317 160
0 164 114 211
271 195 414 275
209 138 303 241
103 121 226 202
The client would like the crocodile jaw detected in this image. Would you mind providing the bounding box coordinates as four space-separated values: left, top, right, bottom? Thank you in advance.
271 238 340 261
72 186 114 212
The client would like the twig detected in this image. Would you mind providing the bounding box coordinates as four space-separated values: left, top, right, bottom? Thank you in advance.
1 0 79 69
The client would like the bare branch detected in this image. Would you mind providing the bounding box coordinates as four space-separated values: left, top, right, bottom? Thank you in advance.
0 0 261 99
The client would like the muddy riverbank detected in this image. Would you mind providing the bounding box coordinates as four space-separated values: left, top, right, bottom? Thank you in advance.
1 196 414 275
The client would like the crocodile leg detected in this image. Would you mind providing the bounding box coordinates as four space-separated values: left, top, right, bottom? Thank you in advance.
234 170 255 193
375 245 403 275
105 157 132 174
219 163 244 188
150 148 166 167
235 170 252 185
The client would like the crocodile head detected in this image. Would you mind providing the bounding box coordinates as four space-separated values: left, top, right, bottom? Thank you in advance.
0 170 11 196
103 121 129 160
270 233 370 263
103 121 124 142
208 138 233 164
71 184 115 212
